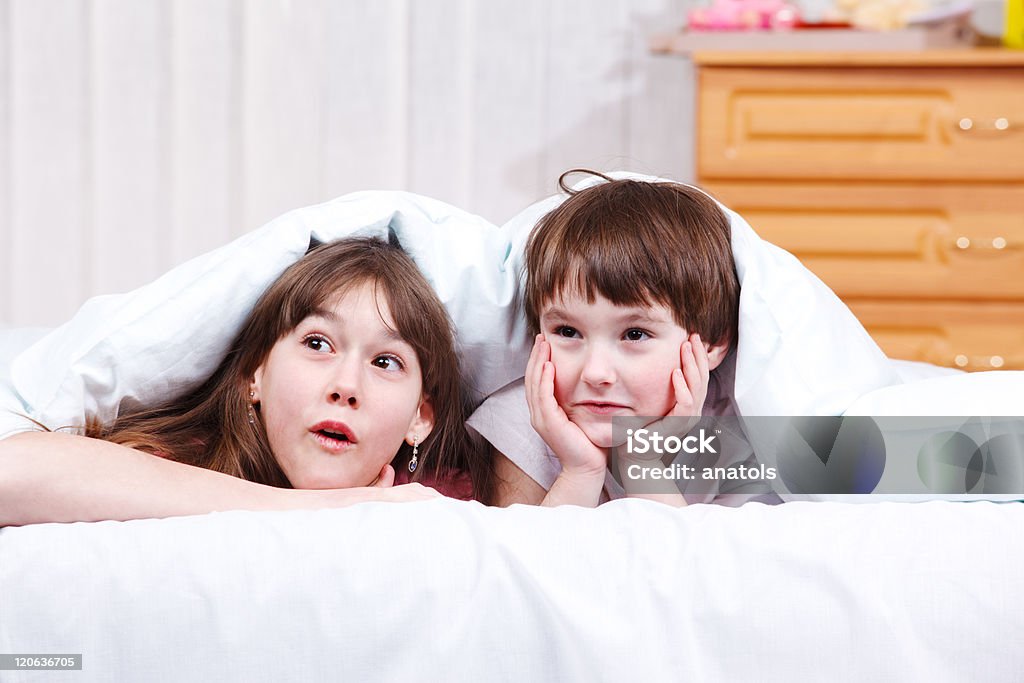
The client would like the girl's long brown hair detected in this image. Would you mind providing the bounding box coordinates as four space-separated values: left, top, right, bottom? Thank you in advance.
87 236 493 502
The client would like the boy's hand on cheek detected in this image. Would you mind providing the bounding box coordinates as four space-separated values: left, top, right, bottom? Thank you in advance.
614 337 706 510
668 333 710 418
526 335 607 479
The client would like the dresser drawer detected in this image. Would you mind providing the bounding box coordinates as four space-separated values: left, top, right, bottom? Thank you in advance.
698 66 1024 181
706 182 1024 300
848 300 1024 370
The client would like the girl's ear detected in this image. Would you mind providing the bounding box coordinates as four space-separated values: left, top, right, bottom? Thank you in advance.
406 397 435 444
250 368 264 403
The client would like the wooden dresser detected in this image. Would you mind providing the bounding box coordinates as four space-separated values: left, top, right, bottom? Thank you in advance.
691 49 1024 371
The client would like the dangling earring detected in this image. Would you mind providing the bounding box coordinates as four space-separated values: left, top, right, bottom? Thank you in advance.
407 435 419 473
248 390 256 425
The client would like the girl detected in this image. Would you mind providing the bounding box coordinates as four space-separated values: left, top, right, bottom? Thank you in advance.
0 237 492 525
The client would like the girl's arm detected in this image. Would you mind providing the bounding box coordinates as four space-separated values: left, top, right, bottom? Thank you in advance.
0 431 438 526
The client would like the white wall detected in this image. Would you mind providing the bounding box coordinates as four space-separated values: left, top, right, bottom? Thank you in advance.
0 0 696 327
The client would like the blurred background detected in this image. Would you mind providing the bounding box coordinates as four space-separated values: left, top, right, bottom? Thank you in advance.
2 0 1021 372
0 0 696 328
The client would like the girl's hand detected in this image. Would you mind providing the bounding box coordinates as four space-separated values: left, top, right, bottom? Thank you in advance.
370 463 396 488
525 334 607 479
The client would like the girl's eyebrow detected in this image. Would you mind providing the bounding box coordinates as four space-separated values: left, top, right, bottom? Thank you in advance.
307 307 339 323
305 308 409 345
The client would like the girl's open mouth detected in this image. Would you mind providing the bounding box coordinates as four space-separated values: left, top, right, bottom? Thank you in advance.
310 421 358 450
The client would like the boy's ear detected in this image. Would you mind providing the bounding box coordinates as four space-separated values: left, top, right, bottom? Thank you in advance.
705 342 729 371
406 397 435 444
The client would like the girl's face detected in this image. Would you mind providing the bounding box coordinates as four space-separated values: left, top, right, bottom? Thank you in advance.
251 283 434 489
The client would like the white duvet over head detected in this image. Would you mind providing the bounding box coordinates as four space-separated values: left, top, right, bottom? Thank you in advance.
5 173 900 438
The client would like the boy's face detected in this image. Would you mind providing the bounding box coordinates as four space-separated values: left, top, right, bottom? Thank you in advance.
539 291 714 448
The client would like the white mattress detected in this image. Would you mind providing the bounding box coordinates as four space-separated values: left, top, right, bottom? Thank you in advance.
1 499 1021 682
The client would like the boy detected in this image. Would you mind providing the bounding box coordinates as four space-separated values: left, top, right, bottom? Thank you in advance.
469 171 764 507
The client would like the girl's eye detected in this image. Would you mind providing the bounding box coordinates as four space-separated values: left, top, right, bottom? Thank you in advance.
372 355 405 372
302 334 333 353
624 328 650 342
554 326 580 339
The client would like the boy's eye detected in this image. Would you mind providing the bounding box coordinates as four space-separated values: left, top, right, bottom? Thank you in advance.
554 326 580 339
302 334 333 353
372 354 405 372
624 328 650 342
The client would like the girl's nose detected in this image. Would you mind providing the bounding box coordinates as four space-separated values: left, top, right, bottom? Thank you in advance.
328 357 361 407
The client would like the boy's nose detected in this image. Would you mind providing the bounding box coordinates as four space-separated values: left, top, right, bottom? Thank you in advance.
580 346 616 386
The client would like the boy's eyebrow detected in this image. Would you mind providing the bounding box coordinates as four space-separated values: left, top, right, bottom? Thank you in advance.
541 305 671 325
539 306 573 321
620 310 671 324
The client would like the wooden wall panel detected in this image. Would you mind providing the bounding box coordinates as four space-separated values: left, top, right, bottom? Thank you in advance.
91 0 168 296
1 0 695 328
240 0 330 232
169 0 237 265
626 0 694 182
407 0 476 212
542 0 632 183
470 0 548 224
0 0 10 326
324 0 410 197
9 0 90 327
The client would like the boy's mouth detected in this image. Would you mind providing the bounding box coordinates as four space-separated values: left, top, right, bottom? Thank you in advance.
574 401 630 415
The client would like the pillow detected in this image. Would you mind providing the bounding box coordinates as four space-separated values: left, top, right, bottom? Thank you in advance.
795 371 1024 503
0 328 50 438
10 192 528 431
889 358 963 384
844 370 1024 417
0 327 50 386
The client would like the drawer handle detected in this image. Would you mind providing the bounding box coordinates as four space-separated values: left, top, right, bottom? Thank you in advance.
954 354 1005 369
953 236 1013 251
956 117 1012 132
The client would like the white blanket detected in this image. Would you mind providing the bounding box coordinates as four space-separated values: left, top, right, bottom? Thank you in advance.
1 499 1021 682
5 174 901 438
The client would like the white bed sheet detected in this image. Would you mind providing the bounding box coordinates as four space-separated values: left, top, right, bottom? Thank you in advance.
1 499 1020 682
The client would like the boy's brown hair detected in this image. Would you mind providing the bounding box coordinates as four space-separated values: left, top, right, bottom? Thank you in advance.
524 170 739 351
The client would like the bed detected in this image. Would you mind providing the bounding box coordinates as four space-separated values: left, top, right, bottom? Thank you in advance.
2 177 1022 681
2 499 1022 681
